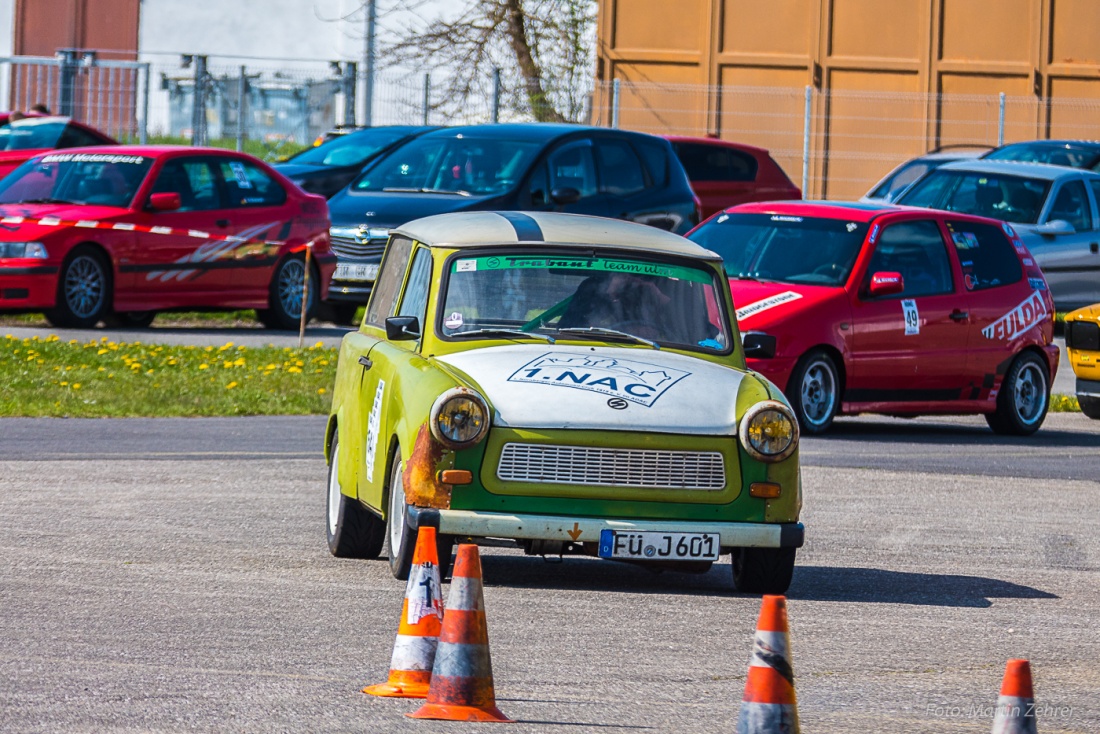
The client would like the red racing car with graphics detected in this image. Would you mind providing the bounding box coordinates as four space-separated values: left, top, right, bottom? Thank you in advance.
0 146 334 329
687 201 1059 435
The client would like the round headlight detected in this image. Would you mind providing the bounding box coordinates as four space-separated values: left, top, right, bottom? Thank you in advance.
738 400 798 462
429 387 490 449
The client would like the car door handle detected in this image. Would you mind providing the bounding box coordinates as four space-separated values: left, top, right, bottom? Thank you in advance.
1091 242 1098 253
358 355 373 370
215 219 230 228
949 310 969 322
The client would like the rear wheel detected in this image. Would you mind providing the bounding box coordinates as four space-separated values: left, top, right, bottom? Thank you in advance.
105 311 156 328
1080 396 1100 420
326 435 385 558
985 352 1049 435
731 547 796 594
326 303 361 327
46 246 111 328
786 349 840 434
257 255 317 330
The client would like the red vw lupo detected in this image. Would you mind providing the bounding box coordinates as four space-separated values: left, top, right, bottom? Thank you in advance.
688 201 1059 435
0 146 334 329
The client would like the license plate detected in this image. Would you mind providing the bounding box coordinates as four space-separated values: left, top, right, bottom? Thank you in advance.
598 530 720 561
334 263 379 282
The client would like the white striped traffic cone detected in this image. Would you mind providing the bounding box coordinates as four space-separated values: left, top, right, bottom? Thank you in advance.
737 595 799 733
992 659 1038 734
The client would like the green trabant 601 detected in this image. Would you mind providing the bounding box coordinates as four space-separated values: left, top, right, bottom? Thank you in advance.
324 211 804 593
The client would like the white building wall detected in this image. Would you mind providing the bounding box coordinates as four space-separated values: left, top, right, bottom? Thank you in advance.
0 0 14 110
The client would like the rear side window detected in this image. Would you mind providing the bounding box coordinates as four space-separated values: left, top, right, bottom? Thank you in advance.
633 137 669 188
1048 180 1092 231
218 159 286 208
365 236 414 326
945 220 1022 291
864 220 953 298
673 142 758 182
595 139 646 196
57 124 107 148
547 143 597 199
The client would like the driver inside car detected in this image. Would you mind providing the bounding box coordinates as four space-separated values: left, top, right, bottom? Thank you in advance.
558 272 671 337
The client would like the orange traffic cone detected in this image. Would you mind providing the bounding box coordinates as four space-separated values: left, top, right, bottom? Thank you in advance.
992 659 1038 734
363 526 445 698
407 543 512 722
737 595 799 733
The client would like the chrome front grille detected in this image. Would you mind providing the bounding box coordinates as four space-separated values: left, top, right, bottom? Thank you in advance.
497 443 726 490
329 233 387 260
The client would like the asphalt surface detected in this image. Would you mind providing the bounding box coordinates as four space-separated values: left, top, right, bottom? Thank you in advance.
2 413 1098 733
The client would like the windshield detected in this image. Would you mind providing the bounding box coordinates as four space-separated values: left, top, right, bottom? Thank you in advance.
288 128 412 168
0 118 68 150
868 159 951 201
985 143 1098 169
353 137 541 196
0 152 153 207
688 213 868 286
897 169 1051 224
439 252 732 352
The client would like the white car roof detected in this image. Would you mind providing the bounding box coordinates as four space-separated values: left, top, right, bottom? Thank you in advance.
938 159 1100 181
393 211 722 262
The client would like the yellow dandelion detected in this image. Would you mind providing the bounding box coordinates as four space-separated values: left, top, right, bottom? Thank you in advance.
318 387 327 394
226 381 238 389
222 361 234 369
97 348 108 355
233 357 246 367
287 366 302 374
59 381 68 386
199 364 209 370
72 383 81 390
146 369 154 375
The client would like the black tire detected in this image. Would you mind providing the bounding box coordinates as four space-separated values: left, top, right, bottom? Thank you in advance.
326 435 385 558
785 349 840 435
985 352 1050 436
731 547 796 594
1080 396 1100 420
385 451 416 580
104 311 156 328
46 246 111 328
326 303 361 327
257 255 318 330
436 534 456 581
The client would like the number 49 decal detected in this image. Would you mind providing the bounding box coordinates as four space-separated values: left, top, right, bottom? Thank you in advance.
902 299 920 335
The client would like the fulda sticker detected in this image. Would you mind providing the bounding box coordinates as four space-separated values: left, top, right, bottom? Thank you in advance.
982 290 1047 341
735 290 803 322
364 379 386 482
444 312 464 330
455 259 477 272
902 299 920 335
507 353 690 407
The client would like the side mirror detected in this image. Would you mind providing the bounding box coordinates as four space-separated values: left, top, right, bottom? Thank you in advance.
868 271 905 298
1035 219 1075 237
741 331 777 359
385 315 421 341
148 192 181 211
550 187 581 205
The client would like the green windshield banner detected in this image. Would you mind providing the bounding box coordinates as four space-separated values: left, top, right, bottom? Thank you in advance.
450 255 712 284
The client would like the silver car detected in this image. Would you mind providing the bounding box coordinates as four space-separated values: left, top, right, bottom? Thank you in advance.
896 159 1100 311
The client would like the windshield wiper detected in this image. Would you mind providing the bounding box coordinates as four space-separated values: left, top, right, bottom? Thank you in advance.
557 327 659 349
20 197 78 205
380 187 471 196
450 328 555 343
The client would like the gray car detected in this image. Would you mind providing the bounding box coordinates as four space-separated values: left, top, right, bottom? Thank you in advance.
896 159 1100 311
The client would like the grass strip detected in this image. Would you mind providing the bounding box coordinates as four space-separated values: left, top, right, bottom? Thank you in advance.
1 334 336 417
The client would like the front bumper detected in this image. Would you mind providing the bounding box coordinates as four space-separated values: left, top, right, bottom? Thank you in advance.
409 506 804 549
325 279 374 304
0 265 58 309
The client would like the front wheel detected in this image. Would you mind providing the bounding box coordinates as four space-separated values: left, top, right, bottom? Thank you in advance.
985 352 1049 435
385 453 416 580
1080 396 1100 419
786 349 840 434
326 435 385 558
257 255 317 330
105 311 156 328
731 547 796 594
46 246 111 328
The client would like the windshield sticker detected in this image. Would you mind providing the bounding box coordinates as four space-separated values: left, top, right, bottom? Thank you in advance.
867 224 879 243
507 353 690 407
364 379 385 482
1028 277 1047 291
444 312 464 330
39 152 146 165
229 161 253 189
735 291 803 322
717 214 729 223
847 222 859 233
952 232 980 250
983 291 1047 341
451 255 711 283
1001 222 1016 237
902 299 920 335
771 215 803 222
1023 258 1034 266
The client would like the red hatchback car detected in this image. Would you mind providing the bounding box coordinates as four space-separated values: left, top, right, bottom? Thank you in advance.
687 201 1059 435
665 136 801 219
0 146 334 329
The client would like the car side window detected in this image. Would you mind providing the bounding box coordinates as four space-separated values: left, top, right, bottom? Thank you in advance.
365 236 414 326
674 142 758 183
1089 180 1100 216
527 163 551 207
57 124 106 148
217 159 287 208
595 139 647 196
547 143 597 199
1048 180 1092 231
150 159 222 211
864 220 954 298
945 220 1022 291
633 137 668 187
396 247 433 328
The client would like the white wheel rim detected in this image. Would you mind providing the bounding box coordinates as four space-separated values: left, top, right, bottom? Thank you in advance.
800 358 837 426
327 442 341 536
388 461 407 553
1013 361 1047 425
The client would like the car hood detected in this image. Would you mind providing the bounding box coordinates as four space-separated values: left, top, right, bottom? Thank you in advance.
729 280 839 328
434 343 751 435
0 202 129 237
328 190 495 228
272 162 329 180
